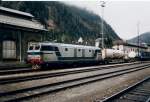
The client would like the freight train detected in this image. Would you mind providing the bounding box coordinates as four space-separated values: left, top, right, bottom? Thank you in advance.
27 42 150 69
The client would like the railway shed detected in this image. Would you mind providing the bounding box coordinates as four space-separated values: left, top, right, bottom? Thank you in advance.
0 6 47 62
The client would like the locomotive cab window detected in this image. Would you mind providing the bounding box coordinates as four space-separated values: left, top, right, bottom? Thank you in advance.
29 46 34 50
35 45 40 50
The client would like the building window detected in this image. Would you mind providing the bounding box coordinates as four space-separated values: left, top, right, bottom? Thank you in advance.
3 40 16 59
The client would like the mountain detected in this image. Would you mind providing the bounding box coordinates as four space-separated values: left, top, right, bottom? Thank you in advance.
0 1 120 47
128 32 150 44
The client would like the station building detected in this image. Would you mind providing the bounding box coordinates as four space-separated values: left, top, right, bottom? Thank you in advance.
113 41 148 55
0 6 47 62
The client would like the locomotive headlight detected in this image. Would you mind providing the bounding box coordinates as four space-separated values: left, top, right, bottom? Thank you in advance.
27 55 31 59
37 56 41 60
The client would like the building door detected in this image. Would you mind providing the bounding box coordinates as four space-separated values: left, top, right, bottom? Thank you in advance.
2 40 16 59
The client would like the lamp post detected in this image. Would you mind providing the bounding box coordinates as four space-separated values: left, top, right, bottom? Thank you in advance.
137 21 140 57
19 32 22 62
100 1 105 49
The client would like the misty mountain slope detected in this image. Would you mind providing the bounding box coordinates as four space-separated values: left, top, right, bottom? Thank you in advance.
128 32 150 44
0 1 120 46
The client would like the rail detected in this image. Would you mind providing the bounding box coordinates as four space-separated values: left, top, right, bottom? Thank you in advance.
0 63 149 102
96 76 150 102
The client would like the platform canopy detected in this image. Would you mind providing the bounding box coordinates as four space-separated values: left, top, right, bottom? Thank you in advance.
0 6 47 31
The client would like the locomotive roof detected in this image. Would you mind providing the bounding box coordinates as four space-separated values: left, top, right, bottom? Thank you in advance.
40 42 100 49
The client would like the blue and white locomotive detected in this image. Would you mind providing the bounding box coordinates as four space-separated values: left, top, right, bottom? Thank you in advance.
27 42 102 69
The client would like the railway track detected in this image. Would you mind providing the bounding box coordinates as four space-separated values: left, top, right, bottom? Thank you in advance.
0 62 142 75
0 67 32 75
0 63 149 102
0 62 145 84
0 63 31 75
98 76 150 102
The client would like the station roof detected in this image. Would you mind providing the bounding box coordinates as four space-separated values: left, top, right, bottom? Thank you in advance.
124 43 147 49
0 6 47 31
114 41 148 49
0 6 34 18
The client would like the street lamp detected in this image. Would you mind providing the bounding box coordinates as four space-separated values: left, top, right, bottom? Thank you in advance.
137 21 140 57
100 1 105 49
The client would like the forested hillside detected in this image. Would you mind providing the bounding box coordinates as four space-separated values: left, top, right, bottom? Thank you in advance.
0 1 120 47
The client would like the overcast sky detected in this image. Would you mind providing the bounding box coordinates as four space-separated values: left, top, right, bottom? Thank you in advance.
63 0 150 40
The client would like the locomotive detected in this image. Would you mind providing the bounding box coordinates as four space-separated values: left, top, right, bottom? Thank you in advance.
27 42 102 69
27 42 150 69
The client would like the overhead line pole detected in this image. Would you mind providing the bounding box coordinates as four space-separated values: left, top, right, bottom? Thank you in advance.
137 21 140 57
100 1 105 49
19 32 22 62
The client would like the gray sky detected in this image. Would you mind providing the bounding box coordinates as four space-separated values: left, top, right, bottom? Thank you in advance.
63 0 150 40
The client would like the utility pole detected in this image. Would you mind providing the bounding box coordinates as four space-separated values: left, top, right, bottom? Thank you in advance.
19 33 22 62
100 1 105 49
137 21 140 57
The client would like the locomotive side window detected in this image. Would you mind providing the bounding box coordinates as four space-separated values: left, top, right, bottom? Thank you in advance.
41 45 55 51
55 47 59 51
95 49 101 53
65 48 68 51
